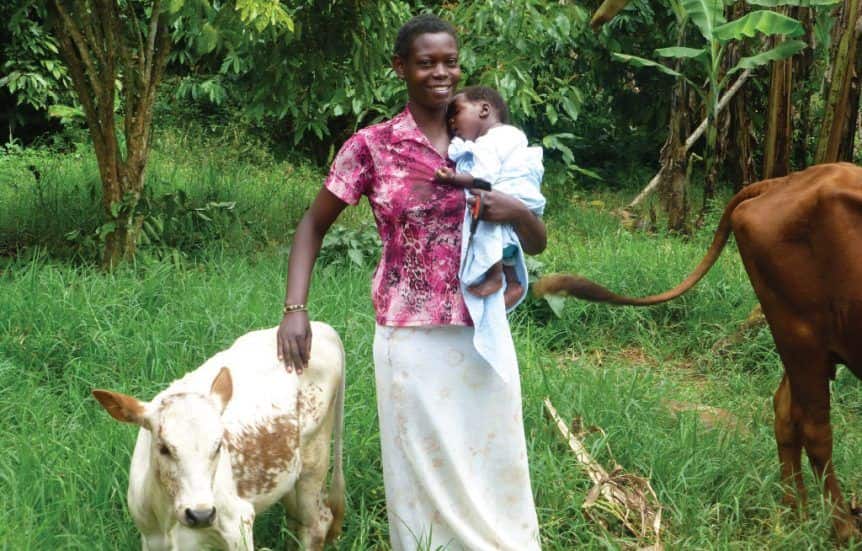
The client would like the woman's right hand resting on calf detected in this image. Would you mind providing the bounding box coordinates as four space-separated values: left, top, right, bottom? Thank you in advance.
277 310 311 374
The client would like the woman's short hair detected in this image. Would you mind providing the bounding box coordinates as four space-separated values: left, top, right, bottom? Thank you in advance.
456 86 510 125
393 14 458 60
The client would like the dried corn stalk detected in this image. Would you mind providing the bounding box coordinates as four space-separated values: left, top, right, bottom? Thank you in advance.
544 397 663 549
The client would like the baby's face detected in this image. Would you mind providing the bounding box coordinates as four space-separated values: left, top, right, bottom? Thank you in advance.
447 95 485 141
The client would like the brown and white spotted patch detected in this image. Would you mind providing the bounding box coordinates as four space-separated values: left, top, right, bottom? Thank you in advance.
298 383 325 425
225 413 300 499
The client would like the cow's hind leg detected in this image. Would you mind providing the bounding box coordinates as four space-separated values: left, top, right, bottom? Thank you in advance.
773 374 806 509
790 362 858 543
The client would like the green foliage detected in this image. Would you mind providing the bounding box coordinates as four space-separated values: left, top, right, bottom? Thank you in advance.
318 224 381 269
713 10 805 40
613 52 693 83
0 3 71 113
169 0 412 149
3 0 682 172
614 1 807 100
682 0 725 40
747 0 840 6
730 39 806 77
64 189 241 262
446 1 590 171
163 0 678 168
0 140 100 256
610 0 819 198
0 124 324 260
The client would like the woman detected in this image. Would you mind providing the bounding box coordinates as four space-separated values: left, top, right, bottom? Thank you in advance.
277 14 545 550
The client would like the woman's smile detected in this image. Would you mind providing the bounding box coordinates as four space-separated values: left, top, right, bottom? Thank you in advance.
430 85 453 99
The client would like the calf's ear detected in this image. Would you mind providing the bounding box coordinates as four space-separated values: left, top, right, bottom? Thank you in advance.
209 367 233 414
92 390 150 427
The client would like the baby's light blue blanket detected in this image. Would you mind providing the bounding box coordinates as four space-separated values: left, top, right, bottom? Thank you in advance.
450 125 546 382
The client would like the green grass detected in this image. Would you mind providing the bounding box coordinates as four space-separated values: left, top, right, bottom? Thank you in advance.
2 138 862 549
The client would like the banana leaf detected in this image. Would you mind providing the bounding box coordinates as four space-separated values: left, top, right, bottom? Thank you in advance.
654 46 708 59
680 0 726 40
612 53 699 89
713 10 805 41
723 40 806 84
746 0 839 7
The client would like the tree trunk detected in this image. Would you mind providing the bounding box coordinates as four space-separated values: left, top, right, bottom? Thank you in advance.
702 42 721 212
792 8 817 168
763 33 794 178
657 24 691 232
48 0 170 269
727 86 755 190
723 1 756 191
101 164 147 268
701 110 719 212
815 0 862 164
657 89 690 232
837 14 862 161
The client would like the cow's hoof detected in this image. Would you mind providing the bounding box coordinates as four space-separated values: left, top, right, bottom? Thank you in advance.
835 516 861 545
836 528 861 546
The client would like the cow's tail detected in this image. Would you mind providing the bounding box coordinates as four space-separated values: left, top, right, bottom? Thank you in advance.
325 333 346 543
534 178 779 306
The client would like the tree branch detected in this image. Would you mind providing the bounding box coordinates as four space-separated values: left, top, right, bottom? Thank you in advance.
123 0 146 76
95 0 119 129
95 0 118 75
76 0 105 66
144 0 162 88
150 16 171 90
51 0 105 102
137 14 171 166
53 24 101 146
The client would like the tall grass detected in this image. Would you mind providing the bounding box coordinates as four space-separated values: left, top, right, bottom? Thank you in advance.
2 138 862 549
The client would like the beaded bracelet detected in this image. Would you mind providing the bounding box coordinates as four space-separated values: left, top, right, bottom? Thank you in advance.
283 303 308 315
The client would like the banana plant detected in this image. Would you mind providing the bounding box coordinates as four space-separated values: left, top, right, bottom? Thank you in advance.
611 0 827 205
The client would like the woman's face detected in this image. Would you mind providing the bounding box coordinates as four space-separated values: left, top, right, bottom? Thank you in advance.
394 32 460 112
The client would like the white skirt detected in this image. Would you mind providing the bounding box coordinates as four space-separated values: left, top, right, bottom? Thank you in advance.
373 325 541 551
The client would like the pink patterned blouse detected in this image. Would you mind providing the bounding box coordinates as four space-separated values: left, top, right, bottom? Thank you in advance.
324 106 472 327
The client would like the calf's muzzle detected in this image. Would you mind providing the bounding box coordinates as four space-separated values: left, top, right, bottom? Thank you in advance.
185 506 216 528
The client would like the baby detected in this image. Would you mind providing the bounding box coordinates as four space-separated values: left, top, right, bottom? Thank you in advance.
435 86 546 310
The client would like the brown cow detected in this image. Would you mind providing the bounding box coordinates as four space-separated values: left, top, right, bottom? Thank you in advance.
534 162 862 542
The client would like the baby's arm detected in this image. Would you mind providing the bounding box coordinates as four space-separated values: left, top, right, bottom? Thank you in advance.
435 167 491 190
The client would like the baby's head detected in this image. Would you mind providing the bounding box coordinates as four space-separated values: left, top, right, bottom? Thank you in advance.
447 86 509 141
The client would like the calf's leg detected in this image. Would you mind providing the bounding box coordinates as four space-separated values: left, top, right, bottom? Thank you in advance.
212 500 255 551
282 413 336 550
141 532 172 551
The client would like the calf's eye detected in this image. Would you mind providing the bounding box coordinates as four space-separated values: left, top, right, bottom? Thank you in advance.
159 444 171 457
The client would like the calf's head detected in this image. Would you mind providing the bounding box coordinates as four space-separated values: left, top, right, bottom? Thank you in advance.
93 367 233 528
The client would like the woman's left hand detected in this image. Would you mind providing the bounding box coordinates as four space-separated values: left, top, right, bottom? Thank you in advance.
467 188 547 255
466 188 523 224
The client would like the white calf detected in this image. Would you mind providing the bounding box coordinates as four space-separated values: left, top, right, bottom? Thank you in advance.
93 322 345 550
